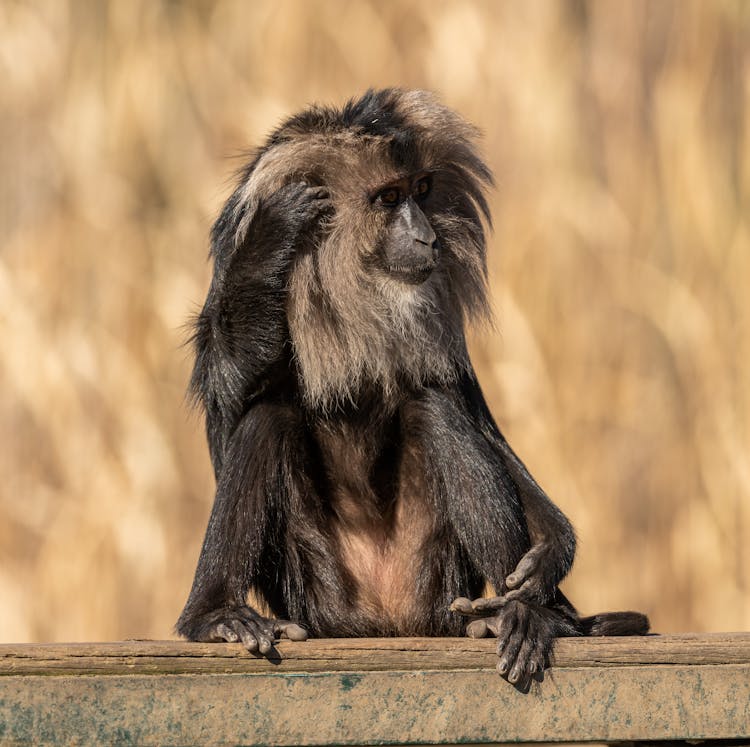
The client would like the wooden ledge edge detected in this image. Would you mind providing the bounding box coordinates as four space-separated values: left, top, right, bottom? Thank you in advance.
1 632 749 676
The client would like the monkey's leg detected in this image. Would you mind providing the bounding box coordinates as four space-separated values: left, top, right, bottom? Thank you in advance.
176 403 308 655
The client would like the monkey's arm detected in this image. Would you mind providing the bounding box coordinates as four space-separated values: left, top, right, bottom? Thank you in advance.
409 388 578 688
459 369 576 605
407 389 530 595
176 402 307 654
192 182 331 474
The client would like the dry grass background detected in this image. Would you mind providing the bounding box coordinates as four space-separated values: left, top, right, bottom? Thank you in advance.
0 0 748 643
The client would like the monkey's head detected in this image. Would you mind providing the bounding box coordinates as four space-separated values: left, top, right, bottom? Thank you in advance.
220 89 493 409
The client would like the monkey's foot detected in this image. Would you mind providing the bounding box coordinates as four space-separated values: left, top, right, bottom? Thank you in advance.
184 606 308 655
451 597 571 689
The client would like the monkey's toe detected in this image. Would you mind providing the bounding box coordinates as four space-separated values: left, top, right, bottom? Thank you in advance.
465 618 489 638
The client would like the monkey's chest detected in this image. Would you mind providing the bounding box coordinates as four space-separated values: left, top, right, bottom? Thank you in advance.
331 489 433 635
310 414 436 634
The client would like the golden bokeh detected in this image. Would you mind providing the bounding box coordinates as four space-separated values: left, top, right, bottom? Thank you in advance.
0 0 748 642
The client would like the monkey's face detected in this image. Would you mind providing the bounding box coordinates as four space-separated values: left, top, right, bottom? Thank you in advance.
369 173 438 285
238 89 495 407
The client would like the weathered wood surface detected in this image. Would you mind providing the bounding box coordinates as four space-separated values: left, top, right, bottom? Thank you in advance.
1 634 749 746
2 632 749 675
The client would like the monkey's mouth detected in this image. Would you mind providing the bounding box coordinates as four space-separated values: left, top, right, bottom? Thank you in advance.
386 261 436 285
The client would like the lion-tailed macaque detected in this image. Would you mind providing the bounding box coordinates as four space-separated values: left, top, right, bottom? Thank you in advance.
177 88 648 688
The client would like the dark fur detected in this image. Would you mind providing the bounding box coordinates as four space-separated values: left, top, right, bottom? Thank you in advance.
177 89 648 687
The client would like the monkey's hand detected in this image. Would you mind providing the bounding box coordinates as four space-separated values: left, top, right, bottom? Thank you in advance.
222 181 332 293
502 542 560 604
183 605 308 655
256 182 333 257
442 545 563 625
451 597 572 690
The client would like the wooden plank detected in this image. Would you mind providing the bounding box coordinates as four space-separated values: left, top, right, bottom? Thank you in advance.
1 632 749 675
1 635 749 746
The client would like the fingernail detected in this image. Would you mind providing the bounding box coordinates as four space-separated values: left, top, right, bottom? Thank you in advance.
498 658 509 675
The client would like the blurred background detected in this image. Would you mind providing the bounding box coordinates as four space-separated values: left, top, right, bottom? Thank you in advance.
1 0 748 643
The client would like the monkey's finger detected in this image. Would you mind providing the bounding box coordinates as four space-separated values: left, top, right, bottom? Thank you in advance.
503 580 541 604
449 597 477 616
300 184 331 203
508 633 536 685
465 619 489 638
497 618 528 678
251 622 275 655
495 605 524 652
233 621 260 653
274 620 308 641
471 596 508 614
235 611 274 655
214 623 239 643
528 638 547 677
304 185 333 207
505 550 541 589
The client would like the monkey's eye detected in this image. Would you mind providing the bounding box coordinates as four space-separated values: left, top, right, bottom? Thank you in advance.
413 176 432 200
378 188 401 207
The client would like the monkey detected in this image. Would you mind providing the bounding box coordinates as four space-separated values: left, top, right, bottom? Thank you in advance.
177 88 648 688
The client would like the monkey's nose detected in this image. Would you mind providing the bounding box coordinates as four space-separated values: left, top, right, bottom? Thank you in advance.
413 235 438 265
414 225 437 249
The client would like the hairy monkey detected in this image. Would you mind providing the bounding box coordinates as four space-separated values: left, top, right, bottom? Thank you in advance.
178 89 648 687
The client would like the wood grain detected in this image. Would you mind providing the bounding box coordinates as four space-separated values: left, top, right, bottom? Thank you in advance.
1 632 749 676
